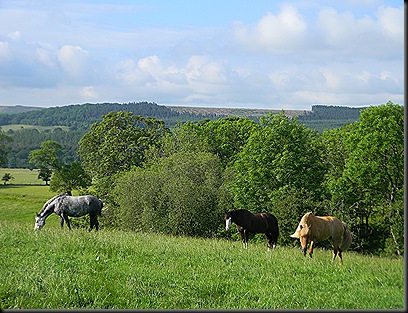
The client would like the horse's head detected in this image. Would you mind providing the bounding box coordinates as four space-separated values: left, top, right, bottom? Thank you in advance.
34 212 46 230
290 212 314 255
224 212 232 231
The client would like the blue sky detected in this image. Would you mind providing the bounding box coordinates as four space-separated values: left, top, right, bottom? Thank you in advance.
0 0 404 110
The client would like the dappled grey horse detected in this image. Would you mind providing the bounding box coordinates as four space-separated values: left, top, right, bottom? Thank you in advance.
34 194 103 231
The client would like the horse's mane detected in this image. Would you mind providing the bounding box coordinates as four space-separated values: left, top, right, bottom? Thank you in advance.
39 193 68 213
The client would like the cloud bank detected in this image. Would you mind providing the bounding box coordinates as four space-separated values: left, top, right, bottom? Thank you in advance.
0 1 403 109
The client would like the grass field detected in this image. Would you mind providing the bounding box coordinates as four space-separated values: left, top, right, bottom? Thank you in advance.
1 168 45 185
0 169 405 309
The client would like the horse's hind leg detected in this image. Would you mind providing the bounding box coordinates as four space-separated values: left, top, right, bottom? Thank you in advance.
335 249 343 265
89 214 99 232
266 233 275 252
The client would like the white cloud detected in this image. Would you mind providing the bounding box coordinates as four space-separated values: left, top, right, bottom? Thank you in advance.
233 5 308 53
80 86 98 100
0 41 13 61
57 45 90 77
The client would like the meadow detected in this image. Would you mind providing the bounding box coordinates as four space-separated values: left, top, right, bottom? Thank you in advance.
0 169 405 309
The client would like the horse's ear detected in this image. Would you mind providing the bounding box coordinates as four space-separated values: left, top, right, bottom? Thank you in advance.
36 212 39 217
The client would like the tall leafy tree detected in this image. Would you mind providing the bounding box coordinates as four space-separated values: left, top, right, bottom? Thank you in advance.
330 102 404 254
200 117 259 167
50 161 92 195
28 140 62 170
78 111 170 196
232 112 326 209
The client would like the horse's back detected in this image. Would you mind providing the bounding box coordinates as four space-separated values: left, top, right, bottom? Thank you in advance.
60 195 103 217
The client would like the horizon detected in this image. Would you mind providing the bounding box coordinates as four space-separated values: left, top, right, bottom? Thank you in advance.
0 101 374 112
0 0 404 110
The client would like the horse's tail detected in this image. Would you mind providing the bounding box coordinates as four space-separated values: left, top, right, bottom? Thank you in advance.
340 223 352 251
267 213 279 242
98 198 103 216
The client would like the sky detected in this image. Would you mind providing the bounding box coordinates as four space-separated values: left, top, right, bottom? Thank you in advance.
0 0 404 110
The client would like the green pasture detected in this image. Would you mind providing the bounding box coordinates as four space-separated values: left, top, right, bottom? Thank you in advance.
1 168 44 185
0 170 405 309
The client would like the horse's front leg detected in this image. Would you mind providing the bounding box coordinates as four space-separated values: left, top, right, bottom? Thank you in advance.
61 213 71 230
308 240 315 258
59 215 64 228
243 230 249 249
237 226 247 249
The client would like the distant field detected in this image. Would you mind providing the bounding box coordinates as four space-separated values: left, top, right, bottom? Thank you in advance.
0 124 70 132
0 168 44 185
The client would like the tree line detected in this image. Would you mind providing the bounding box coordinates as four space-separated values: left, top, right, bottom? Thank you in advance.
0 102 402 256
0 102 364 168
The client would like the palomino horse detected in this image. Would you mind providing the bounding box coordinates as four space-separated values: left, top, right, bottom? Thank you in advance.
290 212 352 264
225 209 279 251
34 194 103 231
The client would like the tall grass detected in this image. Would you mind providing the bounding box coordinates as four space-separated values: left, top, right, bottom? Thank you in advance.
0 180 405 309
0 221 404 309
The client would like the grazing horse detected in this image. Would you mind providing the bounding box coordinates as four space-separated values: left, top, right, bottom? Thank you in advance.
290 212 352 264
225 209 279 251
34 194 103 231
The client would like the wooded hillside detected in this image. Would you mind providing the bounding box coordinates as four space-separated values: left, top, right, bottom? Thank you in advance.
0 102 366 168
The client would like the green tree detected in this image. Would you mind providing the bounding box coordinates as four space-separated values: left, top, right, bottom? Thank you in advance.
78 111 169 197
231 112 326 212
38 168 53 185
28 141 62 170
2 173 14 185
200 117 259 167
328 102 404 255
49 161 92 195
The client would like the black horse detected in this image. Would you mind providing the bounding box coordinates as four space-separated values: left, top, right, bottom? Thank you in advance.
225 209 279 251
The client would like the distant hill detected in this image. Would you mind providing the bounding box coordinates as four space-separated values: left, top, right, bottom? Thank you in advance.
0 105 42 114
0 102 367 133
0 102 305 129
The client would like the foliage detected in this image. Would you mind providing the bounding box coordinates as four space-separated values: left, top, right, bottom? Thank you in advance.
49 161 92 195
29 141 91 194
323 102 404 255
1 104 364 168
0 101 224 129
37 168 52 185
0 128 12 166
28 140 62 170
114 151 224 237
4 126 84 168
1 173 14 185
231 112 326 212
78 111 170 198
199 117 259 167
